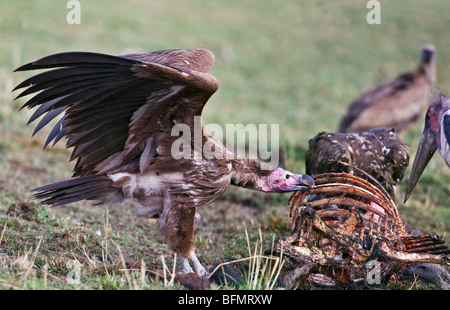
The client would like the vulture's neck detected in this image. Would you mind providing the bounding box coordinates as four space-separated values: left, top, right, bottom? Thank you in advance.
201 128 276 192
418 61 436 84
229 158 275 192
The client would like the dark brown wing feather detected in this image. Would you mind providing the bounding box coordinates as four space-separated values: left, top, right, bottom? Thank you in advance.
14 49 219 176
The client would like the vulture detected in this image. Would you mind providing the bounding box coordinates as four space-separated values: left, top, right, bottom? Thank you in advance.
338 44 436 135
13 48 314 276
306 127 409 199
404 92 450 203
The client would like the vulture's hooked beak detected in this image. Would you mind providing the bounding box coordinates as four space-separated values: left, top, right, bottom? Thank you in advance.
281 174 315 191
404 124 438 203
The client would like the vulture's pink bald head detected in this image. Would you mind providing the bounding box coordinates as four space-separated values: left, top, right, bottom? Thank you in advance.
259 168 314 192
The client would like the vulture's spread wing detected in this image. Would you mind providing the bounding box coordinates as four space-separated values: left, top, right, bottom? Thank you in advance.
14 49 219 176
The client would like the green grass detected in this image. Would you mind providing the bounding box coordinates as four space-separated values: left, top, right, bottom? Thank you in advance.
0 0 449 290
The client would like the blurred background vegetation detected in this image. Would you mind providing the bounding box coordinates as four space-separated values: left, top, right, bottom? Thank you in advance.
0 0 449 289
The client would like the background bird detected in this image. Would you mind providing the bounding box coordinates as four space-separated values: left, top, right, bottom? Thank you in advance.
404 92 450 203
306 127 409 199
13 48 314 277
338 44 436 135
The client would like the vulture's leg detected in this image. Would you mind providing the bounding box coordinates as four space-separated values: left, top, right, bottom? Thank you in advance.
178 251 208 276
158 200 208 276
179 255 194 274
190 251 208 276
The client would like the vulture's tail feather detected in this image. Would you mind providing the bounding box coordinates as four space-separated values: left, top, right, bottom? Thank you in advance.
32 175 117 207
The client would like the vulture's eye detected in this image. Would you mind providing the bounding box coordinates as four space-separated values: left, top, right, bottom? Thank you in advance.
286 175 290 179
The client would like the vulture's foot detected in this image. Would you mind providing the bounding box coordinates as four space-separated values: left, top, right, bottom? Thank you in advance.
179 251 209 277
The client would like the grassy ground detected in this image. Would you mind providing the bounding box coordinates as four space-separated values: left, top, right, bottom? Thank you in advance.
0 0 449 290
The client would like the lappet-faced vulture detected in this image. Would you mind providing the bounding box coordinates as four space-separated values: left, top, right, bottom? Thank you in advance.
404 92 450 203
338 44 436 135
13 49 314 276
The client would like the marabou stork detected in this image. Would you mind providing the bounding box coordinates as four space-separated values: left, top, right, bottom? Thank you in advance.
404 92 450 203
